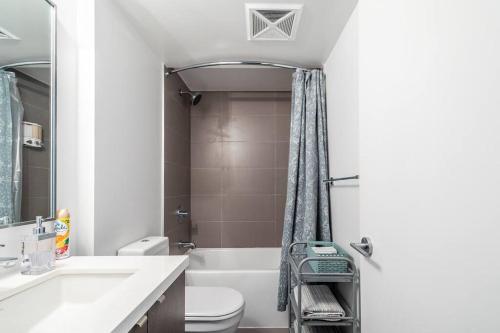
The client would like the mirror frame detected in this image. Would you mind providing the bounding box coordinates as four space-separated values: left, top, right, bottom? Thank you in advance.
0 0 57 229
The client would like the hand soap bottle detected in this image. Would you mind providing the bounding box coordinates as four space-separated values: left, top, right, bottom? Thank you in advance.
21 216 56 275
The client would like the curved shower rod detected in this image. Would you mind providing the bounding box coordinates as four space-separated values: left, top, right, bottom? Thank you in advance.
0 61 51 71
165 61 322 76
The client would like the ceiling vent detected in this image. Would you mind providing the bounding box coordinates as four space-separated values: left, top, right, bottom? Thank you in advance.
0 27 19 40
246 4 303 41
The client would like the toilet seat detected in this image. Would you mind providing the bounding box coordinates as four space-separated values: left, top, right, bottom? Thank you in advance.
185 286 245 321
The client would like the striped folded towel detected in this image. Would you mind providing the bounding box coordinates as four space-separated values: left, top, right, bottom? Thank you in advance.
293 285 345 321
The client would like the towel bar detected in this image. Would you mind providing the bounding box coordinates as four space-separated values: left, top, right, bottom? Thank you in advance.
323 175 359 184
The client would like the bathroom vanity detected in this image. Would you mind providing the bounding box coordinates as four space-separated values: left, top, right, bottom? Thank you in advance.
0 256 188 333
129 272 185 333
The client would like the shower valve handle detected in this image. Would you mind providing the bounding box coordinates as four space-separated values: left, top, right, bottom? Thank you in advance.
176 209 189 218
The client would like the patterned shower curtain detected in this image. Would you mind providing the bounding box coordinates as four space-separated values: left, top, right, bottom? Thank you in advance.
0 71 24 224
277 69 331 311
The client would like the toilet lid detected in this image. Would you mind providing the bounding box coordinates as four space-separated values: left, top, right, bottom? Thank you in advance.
185 286 244 320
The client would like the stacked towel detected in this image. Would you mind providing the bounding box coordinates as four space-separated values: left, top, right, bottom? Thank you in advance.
310 246 337 255
293 285 345 321
293 321 341 333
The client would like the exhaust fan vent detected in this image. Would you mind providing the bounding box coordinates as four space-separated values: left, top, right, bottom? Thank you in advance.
246 4 303 41
252 12 268 36
0 27 19 40
257 10 290 23
277 13 296 36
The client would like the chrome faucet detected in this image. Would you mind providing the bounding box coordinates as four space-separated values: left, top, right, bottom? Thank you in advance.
175 241 196 250
0 244 18 269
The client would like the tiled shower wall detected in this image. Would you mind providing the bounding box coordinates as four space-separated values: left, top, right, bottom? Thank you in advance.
164 73 191 254
190 92 291 247
18 75 51 221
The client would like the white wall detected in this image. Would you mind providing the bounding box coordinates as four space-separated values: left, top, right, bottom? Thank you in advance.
56 0 96 256
56 0 163 255
356 0 500 332
324 7 359 257
93 0 163 255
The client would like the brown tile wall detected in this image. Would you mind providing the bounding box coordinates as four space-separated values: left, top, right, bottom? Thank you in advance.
164 73 191 254
190 92 291 248
18 75 51 221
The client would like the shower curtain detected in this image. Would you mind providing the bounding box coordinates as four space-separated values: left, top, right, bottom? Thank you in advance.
0 71 24 224
277 69 331 311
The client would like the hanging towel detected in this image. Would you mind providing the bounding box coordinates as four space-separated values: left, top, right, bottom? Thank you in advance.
293 285 345 321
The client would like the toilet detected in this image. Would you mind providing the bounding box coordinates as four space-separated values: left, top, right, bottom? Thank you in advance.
118 237 245 333
185 286 244 333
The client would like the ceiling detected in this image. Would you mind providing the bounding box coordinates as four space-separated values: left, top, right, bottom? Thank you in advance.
116 0 357 68
116 0 357 91
0 0 52 67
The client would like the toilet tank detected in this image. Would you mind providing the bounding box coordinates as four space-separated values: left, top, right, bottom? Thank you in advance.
117 236 169 256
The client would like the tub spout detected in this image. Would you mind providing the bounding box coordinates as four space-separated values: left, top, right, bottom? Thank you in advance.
175 241 196 250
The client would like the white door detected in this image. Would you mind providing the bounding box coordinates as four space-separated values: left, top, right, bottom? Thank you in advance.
356 0 500 332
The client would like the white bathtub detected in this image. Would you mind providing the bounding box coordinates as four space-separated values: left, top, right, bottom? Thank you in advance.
186 248 288 329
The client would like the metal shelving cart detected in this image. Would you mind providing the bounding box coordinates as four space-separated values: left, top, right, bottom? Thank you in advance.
287 242 359 333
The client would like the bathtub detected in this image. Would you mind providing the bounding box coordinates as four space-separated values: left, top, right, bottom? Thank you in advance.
186 248 288 329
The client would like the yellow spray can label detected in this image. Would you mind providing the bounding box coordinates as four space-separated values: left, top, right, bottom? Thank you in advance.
55 216 70 259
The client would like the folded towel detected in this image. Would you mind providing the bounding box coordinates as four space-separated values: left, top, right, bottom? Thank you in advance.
293 321 341 333
310 246 337 255
293 285 345 321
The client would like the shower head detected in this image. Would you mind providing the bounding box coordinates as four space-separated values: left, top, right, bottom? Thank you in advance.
179 89 202 106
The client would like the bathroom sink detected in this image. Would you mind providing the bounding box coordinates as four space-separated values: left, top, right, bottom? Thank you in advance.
0 272 132 332
0 256 188 332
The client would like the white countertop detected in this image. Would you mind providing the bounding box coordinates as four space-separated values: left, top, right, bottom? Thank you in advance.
0 255 189 333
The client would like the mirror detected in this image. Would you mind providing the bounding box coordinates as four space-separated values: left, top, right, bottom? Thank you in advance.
0 0 56 227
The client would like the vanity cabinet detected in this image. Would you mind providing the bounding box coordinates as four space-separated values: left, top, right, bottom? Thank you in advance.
129 320 148 333
130 272 185 333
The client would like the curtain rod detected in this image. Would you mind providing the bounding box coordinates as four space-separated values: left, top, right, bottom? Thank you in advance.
0 61 51 71
165 61 322 76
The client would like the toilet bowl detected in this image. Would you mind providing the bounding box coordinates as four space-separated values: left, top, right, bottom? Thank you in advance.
185 286 245 333
117 237 245 333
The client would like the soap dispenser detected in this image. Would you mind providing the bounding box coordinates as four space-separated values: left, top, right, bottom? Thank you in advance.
21 216 56 275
